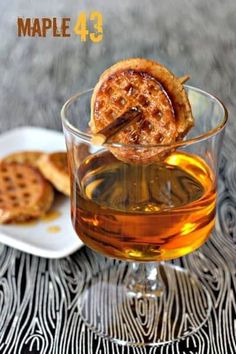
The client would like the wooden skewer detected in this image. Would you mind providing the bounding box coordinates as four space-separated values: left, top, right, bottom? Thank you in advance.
178 75 190 84
91 107 143 145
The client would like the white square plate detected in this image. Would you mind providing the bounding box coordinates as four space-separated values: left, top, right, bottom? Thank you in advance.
0 126 83 258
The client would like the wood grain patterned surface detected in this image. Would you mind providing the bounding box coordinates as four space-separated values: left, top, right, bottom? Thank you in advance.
0 0 236 352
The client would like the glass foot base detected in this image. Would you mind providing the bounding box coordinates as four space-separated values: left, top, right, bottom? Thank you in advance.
77 262 212 346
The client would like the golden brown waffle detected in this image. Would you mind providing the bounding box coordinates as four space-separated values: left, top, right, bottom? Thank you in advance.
90 58 194 163
2 151 43 167
0 162 54 223
38 152 70 196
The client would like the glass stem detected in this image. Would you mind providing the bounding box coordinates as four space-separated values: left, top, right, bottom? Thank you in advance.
126 262 164 298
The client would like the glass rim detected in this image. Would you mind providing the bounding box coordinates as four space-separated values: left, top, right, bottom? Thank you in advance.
61 85 228 149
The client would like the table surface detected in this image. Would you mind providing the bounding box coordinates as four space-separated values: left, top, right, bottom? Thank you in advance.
1 1 236 352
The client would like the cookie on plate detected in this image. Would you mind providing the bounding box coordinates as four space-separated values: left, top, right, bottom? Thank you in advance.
0 162 54 223
37 152 70 196
2 151 43 167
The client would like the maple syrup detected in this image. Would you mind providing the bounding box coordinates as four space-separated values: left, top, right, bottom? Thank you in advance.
73 150 216 261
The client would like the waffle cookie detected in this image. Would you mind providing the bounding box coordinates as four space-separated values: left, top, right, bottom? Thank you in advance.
38 152 70 196
3 151 43 167
90 58 194 163
0 162 54 223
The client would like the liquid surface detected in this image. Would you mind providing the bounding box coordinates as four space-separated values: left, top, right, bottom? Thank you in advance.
41 210 61 223
14 210 61 230
73 151 216 261
47 225 61 233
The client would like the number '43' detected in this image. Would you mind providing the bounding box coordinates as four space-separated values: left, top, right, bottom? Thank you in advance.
74 12 103 43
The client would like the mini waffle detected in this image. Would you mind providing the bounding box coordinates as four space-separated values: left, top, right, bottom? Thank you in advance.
2 151 43 167
0 162 54 223
38 152 70 196
90 58 194 163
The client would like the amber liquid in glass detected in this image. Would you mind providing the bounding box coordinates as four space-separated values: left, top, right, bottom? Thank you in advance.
72 150 216 261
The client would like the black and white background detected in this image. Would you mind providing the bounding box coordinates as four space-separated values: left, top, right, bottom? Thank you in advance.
0 0 236 353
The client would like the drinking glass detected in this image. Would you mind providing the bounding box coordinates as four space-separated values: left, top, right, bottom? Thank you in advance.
61 86 227 346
